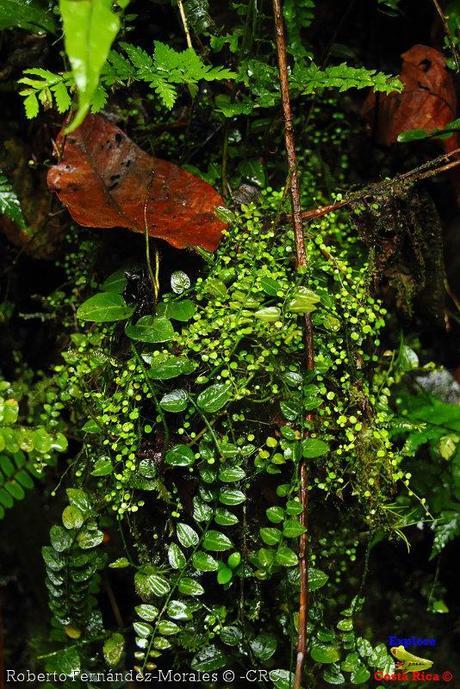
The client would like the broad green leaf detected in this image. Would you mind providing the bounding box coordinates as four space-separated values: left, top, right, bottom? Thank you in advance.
165 444 195 467
302 438 330 458
287 287 321 314
266 506 285 523
101 269 128 293
149 353 195 380
192 550 219 572
259 527 282 546
254 306 281 322
214 507 239 526
135 567 170 598
77 292 134 322
133 621 153 638
218 466 246 482
135 604 158 621
259 275 281 296
45 645 81 675
0 0 56 32
109 557 130 568
275 546 298 567
66 488 92 515
158 620 180 636
91 457 113 476
283 519 306 538
103 632 125 667
250 633 277 661
178 577 204 596
168 542 186 570
197 383 232 413
32 428 52 453
310 568 329 591
176 522 199 548
217 562 233 584
311 642 341 664
50 525 73 552
191 644 227 671
323 664 346 684
77 525 104 549
271 669 296 689
160 389 188 412
62 504 84 530
202 529 232 552
218 488 245 505
227 551 241 568
220 625 243 646
125 316 174 343
350 666 371 684
167 599 192 620
159 299 196 322
59 0 125 131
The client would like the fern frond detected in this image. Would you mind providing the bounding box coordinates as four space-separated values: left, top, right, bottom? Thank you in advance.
0 170 26 229
18 69 74 118
292 62 403 94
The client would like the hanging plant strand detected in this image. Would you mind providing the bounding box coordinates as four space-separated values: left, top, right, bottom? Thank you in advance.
272 0 314 686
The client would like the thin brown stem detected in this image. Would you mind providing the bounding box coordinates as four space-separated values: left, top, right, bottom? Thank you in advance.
431 0 460 72
300 148 460 223
272 1 314 687
177 0 193 48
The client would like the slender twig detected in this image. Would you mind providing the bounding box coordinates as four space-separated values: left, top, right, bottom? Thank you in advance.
177 0 193 48
143 172 160 302
272 1 314 687
300 147 460 223
431 0 460 72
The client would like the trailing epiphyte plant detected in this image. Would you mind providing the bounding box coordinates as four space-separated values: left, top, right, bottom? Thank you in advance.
0 381 68 520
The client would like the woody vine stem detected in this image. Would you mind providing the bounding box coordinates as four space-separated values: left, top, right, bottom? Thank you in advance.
272 1 314 687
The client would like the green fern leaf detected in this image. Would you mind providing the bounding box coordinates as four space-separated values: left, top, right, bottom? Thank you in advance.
292 62 403 95
52 80 73 114
0 171 26 229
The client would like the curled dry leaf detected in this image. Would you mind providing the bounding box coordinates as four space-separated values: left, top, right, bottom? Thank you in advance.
47 114 227 251
363 45 458 150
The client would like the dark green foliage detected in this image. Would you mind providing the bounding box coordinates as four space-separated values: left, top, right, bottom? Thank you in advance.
1 0 460 683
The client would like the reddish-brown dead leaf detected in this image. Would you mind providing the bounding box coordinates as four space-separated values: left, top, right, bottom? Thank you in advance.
47 114 227 251
363 45 458 149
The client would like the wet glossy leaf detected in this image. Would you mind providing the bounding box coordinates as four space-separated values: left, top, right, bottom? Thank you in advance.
160 299 196 322
103 632 125 667
176 522 199 548
310 568 329 591
218 488 245 505
77 292 134 323
197 383 232 413
311 643 341 664
302 438 330 458
160 389 188 413
168 542 186 570
202 530 233 552
250 633 277 661
178 577 204 596
149 354 195 380
59 1 123 131
191 644 227 671
62 505 84 530
192 550 219 572
165 444 195 467
125 316 174 343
